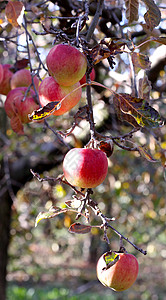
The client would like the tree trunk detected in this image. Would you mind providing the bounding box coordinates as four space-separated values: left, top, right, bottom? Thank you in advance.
0 191 12 300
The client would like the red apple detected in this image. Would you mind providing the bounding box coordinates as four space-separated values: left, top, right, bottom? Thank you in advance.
96 251 139 291
4 87 39 134
10 69 39 91
46 44 87 86
63 148 108 188
79 68 95 85
0 64 4 84
0 64 13 95
39 76 82 115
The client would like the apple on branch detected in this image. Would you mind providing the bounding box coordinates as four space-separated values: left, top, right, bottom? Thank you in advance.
39 76 82 116
4 87 39 134
63 148 108 188
0 64 13 95
10 69 39 91
46 44 87 86
96 251 139 291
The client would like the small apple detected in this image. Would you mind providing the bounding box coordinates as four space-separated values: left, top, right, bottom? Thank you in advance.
46 44 87 86
4 87 39 133
39 76 82 115
79 68 95 85
96 251 139 291
0 64 13 95
63 148 108 188
10 69 39 91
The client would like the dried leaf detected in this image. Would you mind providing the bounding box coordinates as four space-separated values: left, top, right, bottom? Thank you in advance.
138 146 158 162
152 37 166 45
29 101 61 121
65 199 82 209
138 75 151 101
99 141 114 157
35 206 69 227
113 95 141 128
113 93 164 128
69 223 92 234
5 1 25 28
131 52 151 72
125 0 139 23
143 0 161 31
84 44 111 65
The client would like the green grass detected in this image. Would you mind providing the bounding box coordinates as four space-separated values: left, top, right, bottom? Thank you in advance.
7 284 116 300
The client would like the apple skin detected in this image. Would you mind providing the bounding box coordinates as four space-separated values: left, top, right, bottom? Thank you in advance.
46 44 87 86
0 64 4 84
80 68 95 85
63 148 108 188
39 76 82 115
10 69 39 91
0 64 13 95
4 87 39 134
96 252 139 291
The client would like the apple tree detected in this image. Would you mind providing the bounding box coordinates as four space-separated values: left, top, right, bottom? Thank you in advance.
0 0 166 299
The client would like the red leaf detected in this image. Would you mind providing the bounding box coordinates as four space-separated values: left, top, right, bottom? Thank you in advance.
69 223 92 234
99 141 114 157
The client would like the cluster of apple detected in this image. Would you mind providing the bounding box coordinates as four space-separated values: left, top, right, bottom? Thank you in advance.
0 64 40 134
1 44 95 134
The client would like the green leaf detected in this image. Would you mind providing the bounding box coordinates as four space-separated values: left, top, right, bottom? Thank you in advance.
113 93 164 129
103 251 119 269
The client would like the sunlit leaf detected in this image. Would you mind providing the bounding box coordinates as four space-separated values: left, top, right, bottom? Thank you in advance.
65 199 82 209
125 0 139 23
143 0 161 31
29 101 61 121
138 75 151 101
35 206 69 227
69 223 92 234
5 1 25 28
103 251 119 269
131 53 151 72
138 146 158 162
113 95 141 128
113 93 164 128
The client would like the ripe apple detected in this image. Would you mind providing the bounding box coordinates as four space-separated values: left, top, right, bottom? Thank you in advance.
4 87 39 133
0 64 4 84
96 251 139 291
0 64 13 95
63 148 108 188
10 69 39 91
79 68 95 85
46 44 87 86
39 76 82 115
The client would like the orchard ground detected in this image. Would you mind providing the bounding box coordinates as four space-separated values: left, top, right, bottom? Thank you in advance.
7 230 166 300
